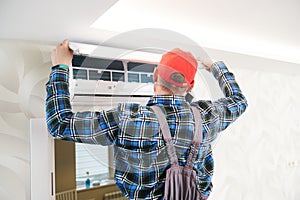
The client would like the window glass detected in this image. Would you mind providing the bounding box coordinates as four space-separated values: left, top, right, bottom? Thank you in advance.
76 143 109 189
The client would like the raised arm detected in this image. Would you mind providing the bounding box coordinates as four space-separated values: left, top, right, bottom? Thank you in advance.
45 40 118 145
194 58 248 133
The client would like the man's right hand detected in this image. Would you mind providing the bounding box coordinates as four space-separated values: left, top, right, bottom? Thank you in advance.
197 57 215 72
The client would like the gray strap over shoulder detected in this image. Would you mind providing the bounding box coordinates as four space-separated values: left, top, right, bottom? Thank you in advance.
186 106 202 169
151 105 203 168
151 105 179 166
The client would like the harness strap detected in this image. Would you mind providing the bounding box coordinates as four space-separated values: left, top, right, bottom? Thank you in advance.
151 105 203 168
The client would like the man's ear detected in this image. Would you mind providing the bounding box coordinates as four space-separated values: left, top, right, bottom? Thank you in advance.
153 68 158 82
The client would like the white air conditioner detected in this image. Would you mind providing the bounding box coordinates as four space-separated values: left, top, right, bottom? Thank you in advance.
66 42 218 111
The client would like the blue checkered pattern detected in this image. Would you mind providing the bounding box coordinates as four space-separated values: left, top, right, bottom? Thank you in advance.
46 61 247 200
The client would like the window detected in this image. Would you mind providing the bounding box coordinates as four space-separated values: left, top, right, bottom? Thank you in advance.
76 143 110 189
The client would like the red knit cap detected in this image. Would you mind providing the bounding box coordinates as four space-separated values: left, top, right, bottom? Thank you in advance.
156 48 197 90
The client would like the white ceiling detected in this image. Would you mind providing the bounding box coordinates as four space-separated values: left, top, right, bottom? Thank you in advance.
0 0 299 63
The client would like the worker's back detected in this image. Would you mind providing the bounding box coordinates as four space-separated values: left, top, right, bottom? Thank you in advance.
113 95 216 200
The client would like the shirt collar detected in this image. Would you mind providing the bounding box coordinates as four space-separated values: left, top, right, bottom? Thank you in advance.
146 95 187 106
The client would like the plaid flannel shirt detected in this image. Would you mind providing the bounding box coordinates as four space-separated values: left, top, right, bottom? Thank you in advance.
46 61 247 200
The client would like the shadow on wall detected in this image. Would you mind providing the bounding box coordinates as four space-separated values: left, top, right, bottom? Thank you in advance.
0 40 52 200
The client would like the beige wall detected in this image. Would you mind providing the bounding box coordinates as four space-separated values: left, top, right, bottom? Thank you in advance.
205 48 300 200
0 40 51 200
0 40 299 200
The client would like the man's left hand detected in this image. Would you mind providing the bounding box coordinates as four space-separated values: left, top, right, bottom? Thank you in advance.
51 39 73 67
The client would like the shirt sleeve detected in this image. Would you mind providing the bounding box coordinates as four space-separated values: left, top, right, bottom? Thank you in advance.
45 67 119 145
194 61 248 133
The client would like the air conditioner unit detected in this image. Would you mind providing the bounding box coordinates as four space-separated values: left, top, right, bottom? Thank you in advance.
68 43 161 110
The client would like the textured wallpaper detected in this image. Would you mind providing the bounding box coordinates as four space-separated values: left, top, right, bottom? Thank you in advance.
209 67 300 200
0 40 299 200
0 40 51 200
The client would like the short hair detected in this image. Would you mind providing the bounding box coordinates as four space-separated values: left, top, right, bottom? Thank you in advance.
157 72 188 95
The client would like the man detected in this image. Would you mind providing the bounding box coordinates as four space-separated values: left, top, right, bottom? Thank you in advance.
46 39 247 199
